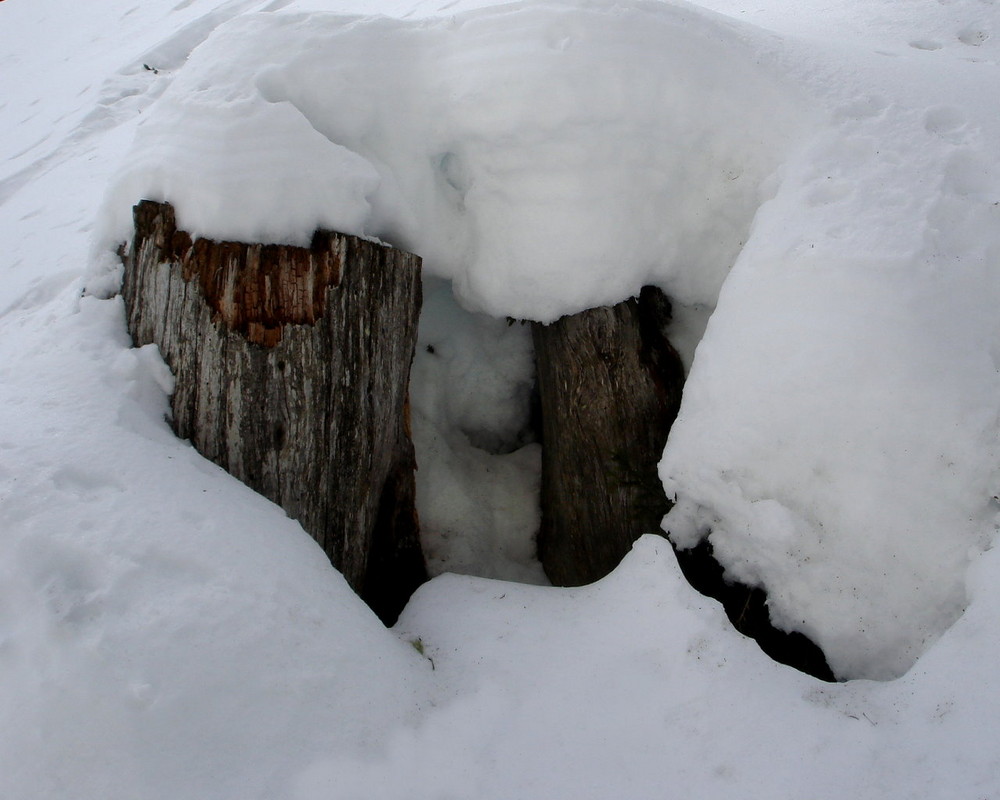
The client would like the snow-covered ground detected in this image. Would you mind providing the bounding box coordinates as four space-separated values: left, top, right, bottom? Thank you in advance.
3 0 1000 796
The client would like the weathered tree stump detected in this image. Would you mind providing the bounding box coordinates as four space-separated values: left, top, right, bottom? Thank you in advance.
123 200 426 623
532 286 685 586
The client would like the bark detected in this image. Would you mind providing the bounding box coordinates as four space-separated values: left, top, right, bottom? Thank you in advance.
532 286 685 586
123 200 425 623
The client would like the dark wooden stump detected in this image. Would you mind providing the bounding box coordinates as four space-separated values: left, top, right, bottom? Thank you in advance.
123 200 425 623
532 287 685 586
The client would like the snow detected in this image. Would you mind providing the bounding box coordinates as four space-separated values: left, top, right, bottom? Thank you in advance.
0 288 429 798
101 0 808 321
3 0 1000 796
660 14 1000 678
411 278 544 583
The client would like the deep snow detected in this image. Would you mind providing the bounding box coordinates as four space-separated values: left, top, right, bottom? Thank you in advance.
3 0 1000 796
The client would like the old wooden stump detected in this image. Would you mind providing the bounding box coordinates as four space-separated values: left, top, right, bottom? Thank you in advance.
532 286 685 586
123 200 426 623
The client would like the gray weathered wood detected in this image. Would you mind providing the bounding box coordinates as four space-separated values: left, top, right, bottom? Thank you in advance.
123 200 425 623
532 286 685 586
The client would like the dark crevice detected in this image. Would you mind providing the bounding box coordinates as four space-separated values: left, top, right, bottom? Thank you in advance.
528 283 835 680
364 431 426 626
670 539 837 682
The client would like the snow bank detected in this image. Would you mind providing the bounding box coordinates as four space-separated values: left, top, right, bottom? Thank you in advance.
103 0 809 322
662 40 1000 679
362 534 1000 799
0 287 430 799
6 0 1000 795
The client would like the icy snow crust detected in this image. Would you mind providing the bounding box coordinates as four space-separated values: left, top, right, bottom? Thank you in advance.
4 0 1000 796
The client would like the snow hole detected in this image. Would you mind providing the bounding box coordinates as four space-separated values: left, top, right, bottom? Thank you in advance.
409 277 836 681
410 276 546 585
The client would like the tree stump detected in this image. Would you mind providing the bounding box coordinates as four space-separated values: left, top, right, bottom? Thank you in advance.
122 200 426 624
532 286 685 586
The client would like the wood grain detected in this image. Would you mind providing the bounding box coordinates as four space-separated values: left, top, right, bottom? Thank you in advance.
123 200 426 623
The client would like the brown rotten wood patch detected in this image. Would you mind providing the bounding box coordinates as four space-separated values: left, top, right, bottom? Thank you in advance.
123 200 426 624
137 203 345 347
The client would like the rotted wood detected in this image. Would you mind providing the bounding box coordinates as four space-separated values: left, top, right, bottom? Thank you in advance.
532 286 685 586
122 200 426 624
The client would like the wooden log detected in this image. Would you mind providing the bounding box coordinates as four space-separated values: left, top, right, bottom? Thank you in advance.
123 200 425 623
532 286 685 586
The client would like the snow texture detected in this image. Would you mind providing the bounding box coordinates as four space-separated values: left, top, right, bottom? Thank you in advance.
3 0 1000 796
102 0 808 322
411 278 544 584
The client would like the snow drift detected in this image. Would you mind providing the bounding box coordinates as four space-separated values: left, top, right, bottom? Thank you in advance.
100 0 1000 679
103 0 808 322
5 0 1000 796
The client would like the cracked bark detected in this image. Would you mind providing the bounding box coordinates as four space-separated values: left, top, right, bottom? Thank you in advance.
122 200 425 624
